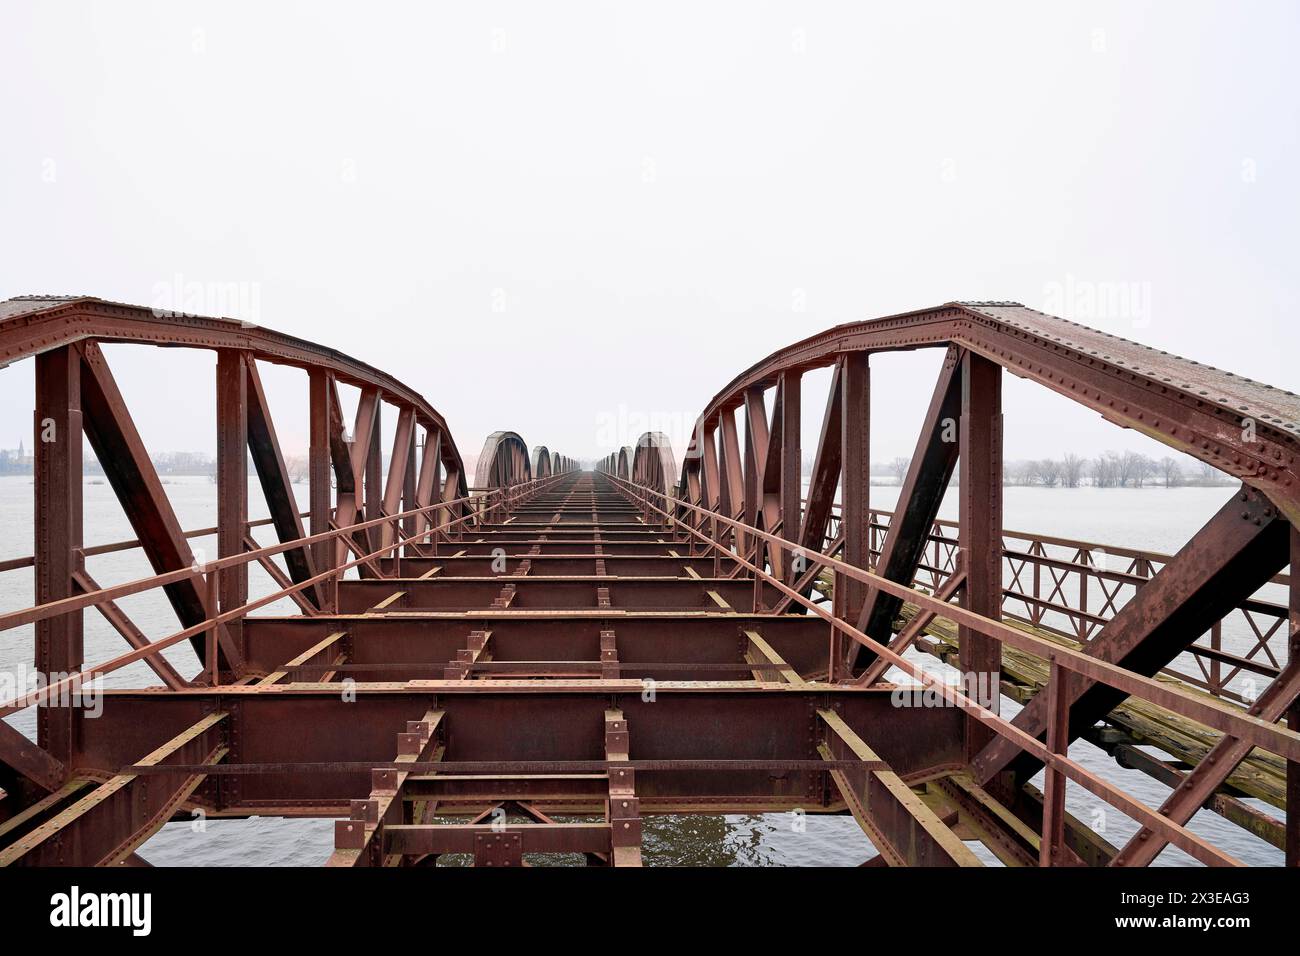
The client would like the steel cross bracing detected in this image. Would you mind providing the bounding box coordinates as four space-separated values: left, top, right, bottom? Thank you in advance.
0 295 1297 867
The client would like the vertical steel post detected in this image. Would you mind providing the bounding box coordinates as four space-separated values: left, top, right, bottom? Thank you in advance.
780 370 801 584
308 369 334 612
1289 524 1299 866
1040 659 1069 866
841 353 870 627
206 565 221 687
720 411 744 557
216 350 248 650
33 346 83 769
362 401 382 563
960 351 1003 757
743 386 765 559
402 429 417 542
829 569 844 682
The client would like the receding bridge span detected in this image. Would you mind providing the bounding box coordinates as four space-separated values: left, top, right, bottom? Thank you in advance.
0 295 1296 867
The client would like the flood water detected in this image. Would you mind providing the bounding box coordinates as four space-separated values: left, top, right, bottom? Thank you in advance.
0 475 1287 866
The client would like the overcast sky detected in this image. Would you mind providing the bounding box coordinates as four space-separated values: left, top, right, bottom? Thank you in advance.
1 1 1297 470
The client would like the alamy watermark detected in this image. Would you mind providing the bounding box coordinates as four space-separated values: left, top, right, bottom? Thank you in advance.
595 404 699 455
890 669 999 711
1042 274 1152 329
1 665 104 717
151 273 262 324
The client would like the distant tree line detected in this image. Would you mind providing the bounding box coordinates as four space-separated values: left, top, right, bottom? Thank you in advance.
0 449 255 478
866 451 1232 488
1006 451 1230 488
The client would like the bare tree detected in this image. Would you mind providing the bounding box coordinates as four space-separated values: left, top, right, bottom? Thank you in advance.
1061 452 1085 488
1038 459 1061 487
1135 453 1155 488
1092 452 1119 488
1158 456 1181 488
890 456 911 484
1113 450 1153 488
1194 459 1227 486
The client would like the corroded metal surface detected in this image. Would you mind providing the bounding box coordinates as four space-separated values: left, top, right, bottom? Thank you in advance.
0 296 1296 867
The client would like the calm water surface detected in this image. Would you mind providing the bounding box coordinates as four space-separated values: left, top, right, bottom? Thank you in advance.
0 476 1285 866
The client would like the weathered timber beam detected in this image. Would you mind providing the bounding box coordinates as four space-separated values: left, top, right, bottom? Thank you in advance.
1112 657 1300 865
974 486 1291 786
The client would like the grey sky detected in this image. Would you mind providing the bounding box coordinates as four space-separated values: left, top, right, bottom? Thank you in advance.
2 1 1297 471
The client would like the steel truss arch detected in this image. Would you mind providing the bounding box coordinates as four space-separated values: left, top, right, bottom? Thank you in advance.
532 446 553 478
475 431 533 488
0 295 474 684
684 300 1300 522
603 299 1300 869
631 432 677 495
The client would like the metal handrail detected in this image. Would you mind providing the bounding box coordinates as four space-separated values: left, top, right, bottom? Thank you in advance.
610 472 1300 867
0 472 567 715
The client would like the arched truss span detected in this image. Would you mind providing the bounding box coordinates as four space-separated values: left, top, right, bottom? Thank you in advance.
594 445 635 479
0 294 471 675
478 438 576 487
676 300 1300 523
630 432 677 495
605 300 1300 810
532 445 553 478
476 431 532 488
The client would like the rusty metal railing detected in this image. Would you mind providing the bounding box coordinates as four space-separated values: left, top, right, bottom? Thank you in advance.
0 472 568 715
793 502 1288 705
610 472 1300 867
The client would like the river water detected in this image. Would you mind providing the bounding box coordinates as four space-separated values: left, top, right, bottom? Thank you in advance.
0 476 1286 866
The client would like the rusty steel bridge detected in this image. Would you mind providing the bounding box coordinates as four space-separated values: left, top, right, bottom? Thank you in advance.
0 295 1296 867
